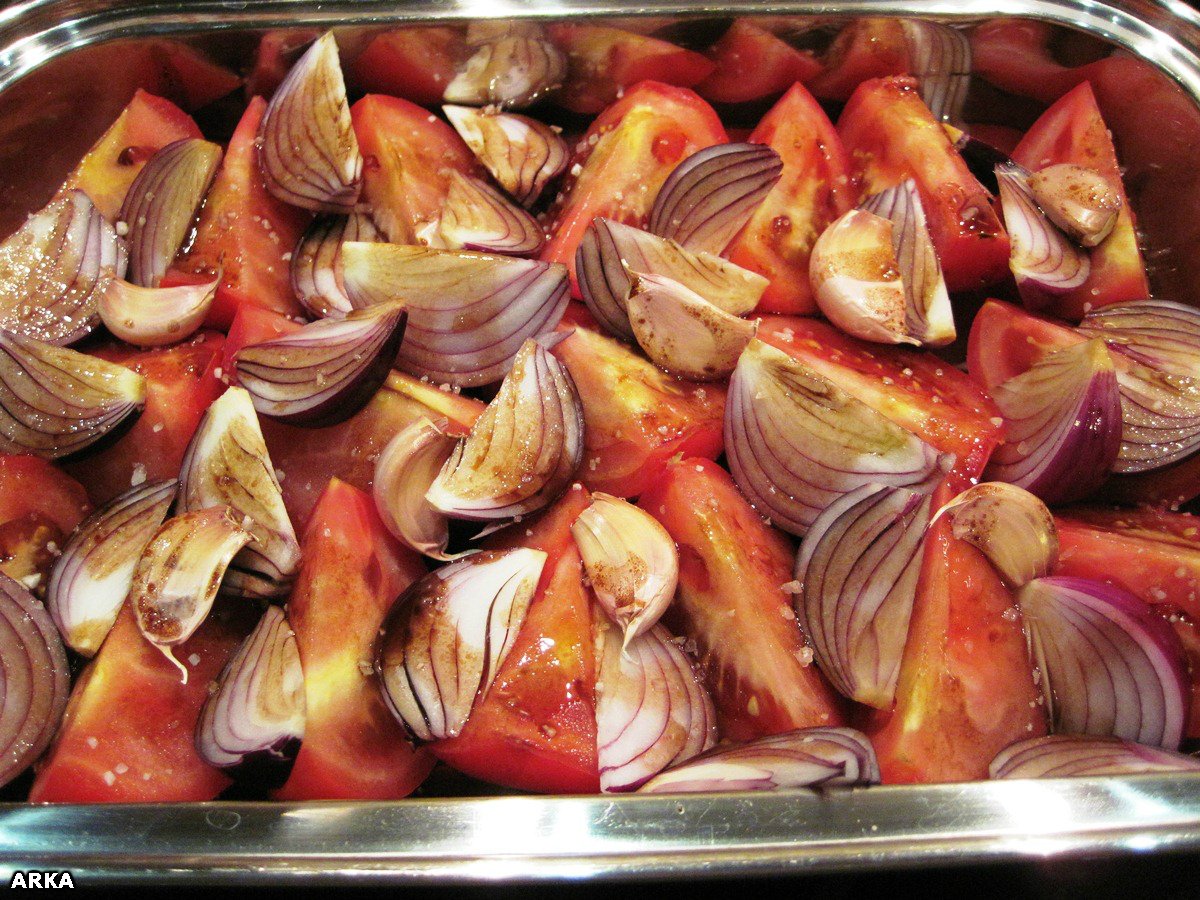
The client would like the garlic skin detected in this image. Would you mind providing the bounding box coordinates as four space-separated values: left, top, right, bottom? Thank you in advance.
1028 163 1122 248
938 481 1059 588
572 493 679 646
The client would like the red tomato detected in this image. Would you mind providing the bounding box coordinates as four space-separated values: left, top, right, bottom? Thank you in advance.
808 18 910 101
166 96 311 330
434 488 600 793
30 600 256 802
723 83 854 315
149 40 242 110
60 89 201 221
552 325 725 498
351 94 477 244
965 299 1083 393
865 482 1045 783
274 479 434 800
696 20 822 105
245 29 322 100
838 76 1011 292
220 303 301 376
640 458 844 741
548 24 715 115
759 316 1003 489
63 332 226 506
540 81 727 291
1012 82 1150 319
970 19 1110 105
0 456 90 534
351 27 466 108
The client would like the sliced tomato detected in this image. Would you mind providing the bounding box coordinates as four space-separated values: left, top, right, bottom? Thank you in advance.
696 20 822 105
865 481 1045 783
966 299 1083 393
220 303 302 376
759 316 1003 488
723 83 854 315
640 458 844 741
245 29 322 100
30 599 255 802
64 332 226 506
350 94 476 244
433 488 599 793
838 76 1010 292
0 456 90 534
166 96 310 330
274 479 433 800
350 27 465 106
148 41 242 110
553 325 725 498
808 18 910 102
60 89 201 221
970 19 1111 106
540 81 727 291
1011 82 1149 319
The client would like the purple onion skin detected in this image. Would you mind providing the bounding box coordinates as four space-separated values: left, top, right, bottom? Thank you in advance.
219 736 303 790
991 734 1200 779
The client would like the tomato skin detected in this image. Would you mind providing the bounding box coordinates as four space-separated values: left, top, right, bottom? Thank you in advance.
0 456 90 535
971 20 1096 105
838 76 1010 293
696 20 822 105
433 488 600 793
150 41 241 110
1012 82 1149 319
552 325 725 498
246 29 322 100
351 27 464 105
966 299 1083 393
809 18 910 101
30 600 256 803
540 81 727 291
274 479 433 800
167 96 310 330
723 83 854 315
640 458 844 741
865 482 1045 784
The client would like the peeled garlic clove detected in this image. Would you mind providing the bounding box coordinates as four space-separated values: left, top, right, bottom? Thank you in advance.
373 417 460 560
1028 163 1122 248
937 481 1058 588
442 105 569 208
98 275 218 348
572 492 679 646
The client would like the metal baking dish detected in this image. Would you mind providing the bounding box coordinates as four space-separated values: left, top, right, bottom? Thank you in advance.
1 0 1200 885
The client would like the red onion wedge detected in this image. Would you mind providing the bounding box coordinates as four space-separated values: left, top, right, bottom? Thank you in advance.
0 189 125 345
234 302 407 427
647 143 784 256
1018 576 1190 749
1027 164 1121 249
98 274 218 348
427 337 584 523
0 329 146 461
340 242 569 388
724 338 942 536
435 171 544 255
576 217 767 340
990 734 1200 779
442 105 569 208
260 31 363 213
794 483 933 708
936 482 1058 589
900 19 971 124
0 572 70 788
131 506 255 682
444 27 566 110
373 417 461 561
639 727 881 794
290 212 380 319
375 548 545 742
117 138 222 288
626 272 757 382
995 162 1090 309
46 478 176 657
178 387 301 600
985 338 1121 505
196 605 305 786
595 619 717 793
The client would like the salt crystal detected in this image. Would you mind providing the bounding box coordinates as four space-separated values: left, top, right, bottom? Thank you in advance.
188 653 201 666
130 463 147 486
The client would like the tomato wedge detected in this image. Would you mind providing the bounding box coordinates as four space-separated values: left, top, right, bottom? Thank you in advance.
808 17 910 101
641 458 844 741
838 76 1010 292
0 456 90 535
274 479 433 800
965 299 1083 393
696 20 822 105
245 29 322 100
351 27 465 106
723 82 854 315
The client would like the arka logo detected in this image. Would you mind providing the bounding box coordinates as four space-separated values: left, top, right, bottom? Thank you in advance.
8 871 74 888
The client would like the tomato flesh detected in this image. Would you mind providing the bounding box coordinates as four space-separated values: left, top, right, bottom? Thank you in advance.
696 19 822 105
0 456 90 535
809 18 910 101
966 299 1084 393
351 27 465 106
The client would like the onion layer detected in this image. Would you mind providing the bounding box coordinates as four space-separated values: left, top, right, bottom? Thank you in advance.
937 482 1058 588
436 171 544 255
443 105 569 208
990 734 1200 779
98 275 218 348
900 19 971 124
444 29 566 109
373 417 460 560
291 213 379 319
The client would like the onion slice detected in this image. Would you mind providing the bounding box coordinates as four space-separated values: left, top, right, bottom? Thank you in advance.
444 29 566 110
724 338 942 536
0 189 126 345
117 138 222 287
1027 164 1121 248
794 483 932 708
595 619 717 793
373 417 460 560
985 338 1121 505
1018 575 1189 749
375 548 546 741
436 171 544 255
98 275 218 348
936 482 1058 588
427 337 584 522
442 105 569 208
46 478 177 657
260 31 363 212
0 329 146 460
639 727 881 793
234 302 407 427
0 572 70 788
195 605 305 786
341 242 569 388
291 213 380 318
900 19 971 124
178 386 301 600
990 734 1200 779
647 143 784 256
